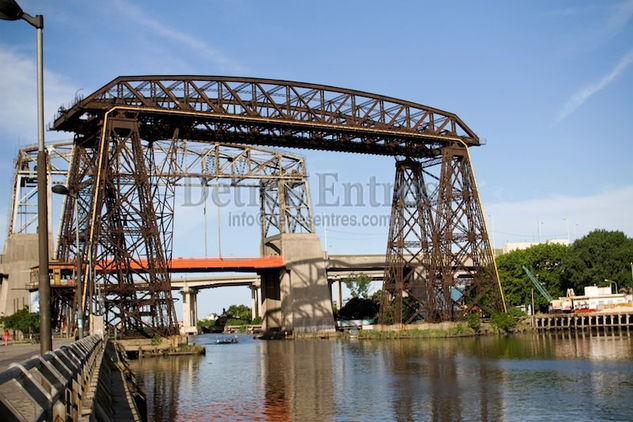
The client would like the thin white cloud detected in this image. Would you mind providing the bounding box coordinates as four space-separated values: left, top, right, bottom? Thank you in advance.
112 0 246 74
543 5 606 18
0 45 77 141
556 48 633 121
546 1 633 38
486 185 633 246
604 0 633 39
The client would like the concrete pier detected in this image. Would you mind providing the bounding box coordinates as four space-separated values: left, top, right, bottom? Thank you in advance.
261 233 335 334
533 311 633 331
180 287 199 335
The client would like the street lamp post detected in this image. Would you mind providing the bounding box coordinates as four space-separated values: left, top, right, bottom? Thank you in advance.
52 185 83 338
0 0 51 353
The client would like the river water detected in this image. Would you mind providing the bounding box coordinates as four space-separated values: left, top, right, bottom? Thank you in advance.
128 332 633 421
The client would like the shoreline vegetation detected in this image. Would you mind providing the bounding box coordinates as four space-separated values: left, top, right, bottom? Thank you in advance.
292 316 535 340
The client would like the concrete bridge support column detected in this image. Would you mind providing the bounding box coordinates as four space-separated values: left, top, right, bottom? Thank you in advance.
0 234 41 317
261 233 335 334
337 279 343 310
250 285 259 321
180 287 199 335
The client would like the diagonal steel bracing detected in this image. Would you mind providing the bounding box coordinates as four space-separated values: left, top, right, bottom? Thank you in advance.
84 115 178 336
7 137 312 336
45 75 505 329
379 147 505 324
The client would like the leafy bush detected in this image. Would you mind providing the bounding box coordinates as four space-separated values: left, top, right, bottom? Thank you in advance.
0 307 39 335
338 297 378 320
344 273 372 299
490 312 517 333
465 313 481 332
508 306 527 318
227 304 252 322
225 318 249 326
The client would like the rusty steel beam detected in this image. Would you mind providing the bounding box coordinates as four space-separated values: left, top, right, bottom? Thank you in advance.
45 75 503 331
379 148 505 324
7 138 313 337
7 140 310 243
52 76 479 157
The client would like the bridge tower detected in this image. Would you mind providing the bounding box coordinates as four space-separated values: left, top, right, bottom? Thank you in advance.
68 114 179 337
48 75 506 333
259 172 335 333
379 146 505 324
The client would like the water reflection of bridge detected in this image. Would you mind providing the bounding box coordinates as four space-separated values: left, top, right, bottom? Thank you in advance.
130 336 512 420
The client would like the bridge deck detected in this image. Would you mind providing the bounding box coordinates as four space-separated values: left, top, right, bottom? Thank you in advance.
97 256 286 273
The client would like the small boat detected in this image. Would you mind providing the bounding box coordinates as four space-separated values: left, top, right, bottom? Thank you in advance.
216 336 239 344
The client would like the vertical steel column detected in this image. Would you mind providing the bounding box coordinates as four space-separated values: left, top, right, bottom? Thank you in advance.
88 113 178 337
379 158 432 324
379 147 505 324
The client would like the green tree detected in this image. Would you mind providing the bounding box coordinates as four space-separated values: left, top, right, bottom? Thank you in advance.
490 312 517 333
371 289 386 305
465 313 481 333
344 273 372 299
563 230 633 293
227 304 252 322
338 298 379 320
0 307 39 335
197 319 216 328
496 243 568 311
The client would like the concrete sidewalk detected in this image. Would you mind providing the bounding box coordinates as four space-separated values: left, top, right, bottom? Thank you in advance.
0 338 74 372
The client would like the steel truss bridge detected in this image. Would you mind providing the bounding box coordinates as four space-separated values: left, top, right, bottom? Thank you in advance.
8 138 312 336
20 75 505 337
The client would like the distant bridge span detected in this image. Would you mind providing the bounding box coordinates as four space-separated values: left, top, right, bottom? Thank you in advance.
97 256 286 274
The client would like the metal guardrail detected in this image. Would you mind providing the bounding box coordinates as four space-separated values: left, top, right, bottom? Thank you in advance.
0 335 104 421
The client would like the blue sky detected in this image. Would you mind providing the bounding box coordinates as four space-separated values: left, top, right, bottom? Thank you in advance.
1 0 632 316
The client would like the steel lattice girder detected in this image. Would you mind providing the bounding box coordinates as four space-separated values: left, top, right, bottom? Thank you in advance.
7 140 311 243
52 76 479 157
84 116 178 337
7 143 73 237
259 179 314 239
73 132 311 337
48 75 504 326
7 138 313 337
379 148 505 324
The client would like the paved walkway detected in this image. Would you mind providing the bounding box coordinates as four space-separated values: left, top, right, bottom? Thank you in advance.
0 338 74 372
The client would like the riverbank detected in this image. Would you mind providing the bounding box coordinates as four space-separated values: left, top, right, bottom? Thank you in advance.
289 317 536 340
116 335 206 359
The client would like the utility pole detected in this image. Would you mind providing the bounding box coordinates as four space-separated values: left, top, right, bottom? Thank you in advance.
0 0 52 353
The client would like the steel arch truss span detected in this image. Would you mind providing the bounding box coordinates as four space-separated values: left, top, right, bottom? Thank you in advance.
50 75 504 327
53 76 479 157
